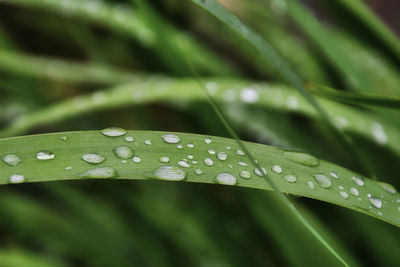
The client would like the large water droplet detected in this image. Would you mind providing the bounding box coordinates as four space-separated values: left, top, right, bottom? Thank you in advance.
216 172 237 185
283 174 296 183
37 151 55 160
148 165 186 181
284 151 319 167
101 127 126 137
378 182 397 194
161 134 181 144
113 146 134 159
159 156 170 163
204 158 214 166
352 176 365 186
82 153 105 164
272 165 282 174
217 152 228 161
9 174 25 184
2 154 22 167
369 196 382 209
79 167 118 179
313 174 332 188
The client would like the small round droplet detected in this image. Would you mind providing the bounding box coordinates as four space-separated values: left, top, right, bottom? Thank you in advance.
378 182 397 194
349 187 359 197
284 151 319 167
82 153 105 164
159 156 170 163
113 146 134 159
178 160 191 168
187 143 194 148
204 138 212 144
208 149 216 155
369 196 382 209
254 167 267 176
240 170 251 179
37 151 55 161
204 158 214 166
194 169 203 175
313 174 332 188
2 154 22 167
216 172 237 185
176 144 183 149
101 127 126 137
330 172 339 179
217 152 227 161
149 165 186 181
124 136 134 142
161 134 181 144
78 167 118 179
187 154 194 160
132 156 142 163
238 161 248 167
272 165 282 174
144 140 152 145
9 174 25 184
283 174 296 183
352 176 365 186
339 191 349 199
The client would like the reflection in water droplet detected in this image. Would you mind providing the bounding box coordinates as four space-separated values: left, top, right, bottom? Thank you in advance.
313 174 332 188
272 165 282 174
101 127 126 137
283 174 296 183
204 158 214 166
161 134 181 144
352 176 365 186
37 151 55 160
216 173 237 185
132 156 142 163
150 165 186 181
369 196 382 209
159 156 170 163
79 167 118 179
9 174 25 184
2 154 22 166
240 170 251 179
217 152 227 161
113 146 134 159
284 151 319 167
82 153 105 164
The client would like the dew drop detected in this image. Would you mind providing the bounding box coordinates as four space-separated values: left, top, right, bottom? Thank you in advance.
226 146 232 150
240 170 251 179
148 165 186 181
339 191 349 199
238 161 248 167
187 154 194 160
161 134 181 144
144 140 152 145
176 144 183 149
330 171 339 179
37 151 55 161
369 196 382 209
217 152 228 161
159 156 170 163
194 168 203 175
216 172 237 185
307 181 315 190
101 127 126 137
272 165 282 174
208 149 216 155
283 174 297 183
236 149 245 156
2 154 22 167
313 174 332 188
378 182 397 194
132 156 142 163
78 167 118 179
187 143 194 148
9 174 25 184
204 158 214 166
113 146 134 159
240 88 259 103
124 136 134 142
338 185 344 191
204 138 212 144
60 136 68 142
65 166 72 170
352 176 365 186
254 167 267 176
349 187 359 197
178 160 191 168
82 153 105 164
284 151 319 167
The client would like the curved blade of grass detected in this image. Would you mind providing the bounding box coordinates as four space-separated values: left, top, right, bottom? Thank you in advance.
0 130 399 229
307 83 400 109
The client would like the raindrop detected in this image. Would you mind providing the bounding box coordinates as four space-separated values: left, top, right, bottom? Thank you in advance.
124 136 134 142
78 167 118 179
204 138 212 144
113 146 134 159
159 156 170 163
254 167 267 176
272 165 282 174
132 156 142 163
216 172 237 185
330 171 339 179
187 143 194 148
60 136 68 142
37 151 55 161
208 149 216 155
9 174 25 184
195 168 203 175
144 140 152 145
349 187 359 197
238 161 248 167
339 191 349 199
226 146 232 150
307 181 315 190
338 185 344 190
369 196 382 209
101 127 126 137
284 151 319 167
82 153 105 164
161 134 181 144
240 170 251 179
148 165 186 181
236 149 245 156
204 158 214 166
2 154 22 167
352 176 365 186
378 182 397 194
176 144 183 149
187 154 194 160
178 160 191 168
65 166 72 170
217 152 228 161
283 174 296 183
313 174 332 188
